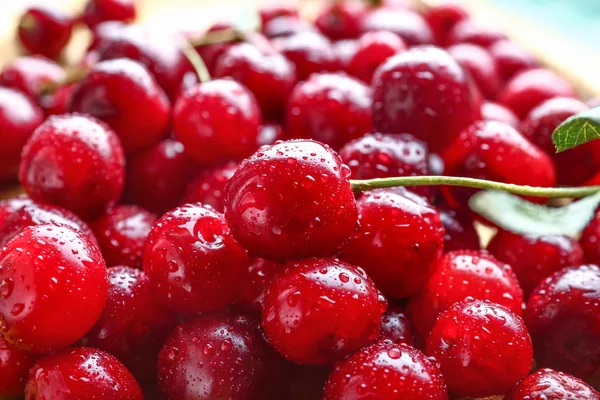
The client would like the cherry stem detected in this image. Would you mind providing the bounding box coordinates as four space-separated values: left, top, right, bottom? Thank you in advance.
350 176 600 198
188 28 245 48
179 37 211 83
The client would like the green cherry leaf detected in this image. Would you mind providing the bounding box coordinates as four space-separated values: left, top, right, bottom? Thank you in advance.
552 106 600 152
469 190 600 237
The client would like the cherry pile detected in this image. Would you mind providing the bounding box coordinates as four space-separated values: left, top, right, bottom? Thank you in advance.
1 0 600 399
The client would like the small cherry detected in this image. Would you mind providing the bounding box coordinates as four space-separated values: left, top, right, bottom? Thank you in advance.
18 6 74 59
263 16 317 39
315 2 365 41
447 43 501 98
234 257 284 314
446 19 507 48
347 30 407 84
489 39 539 82
259 4 299 26
333 39 359 71
360 8 435 46
379 304 415 346
438 204 480 252
39 83 75 116
81 0 136 28
275 31 338 81
193 22 236 75
183 162 238 213
0 196 32 227
424 2 469 45
0 56 65 101
0 336 36 398
257 122 286 147
480 100 519 128
505 368 600 400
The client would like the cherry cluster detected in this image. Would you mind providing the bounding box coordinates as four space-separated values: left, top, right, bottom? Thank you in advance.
0 0 600 399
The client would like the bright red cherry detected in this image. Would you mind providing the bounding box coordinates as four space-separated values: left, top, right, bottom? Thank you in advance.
0 87 43 183
0 56 65 101
143 203 249 316
81 0 136 28
481 100 519 128
275 31 338 81
408 250 524 340
262 257 385 365
259 4 298 26
380 305 415 346
424 2 469 45
372 46 480 153
69 58 171 153
505 368 600 400
426 299 533 398
183 162 237 212
526 264 600 381
446 19 507 48
347 30 407 84
257 122 286 147
18 6 74 59
214 43 297 121
192 22 235 75
25 347 143 399
489 39 539 82
581 213 600 265
224 139 358 262
286 72 371 150
438 205 480 252
447 43 500 98
339 188 444 298
488 230 584 296
0 337 36 398
90 205 157 269
234 257 284 314
19 114 125 219
0 196 32 227
174 79 261 167
333 39 359 71
0 224 107 353
360 8 435 46
158 312 280 400
315 2 365 41
263 16 317 39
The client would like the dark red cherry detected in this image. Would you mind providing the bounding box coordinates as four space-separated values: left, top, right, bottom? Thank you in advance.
262 257 385 365
143 203 249 316
0 196 32 227
480 100 519 128
234 257 284 314
257 122 286 147
347 30 407 83
259 4 298 26
424 2 469 45
315 2 365 41
275 31 338 81
489 39 539 82
438 205 479 252
269 364 331 400
0 337 36 398
447 43 500 98
69 58 171 153
263 16 317 39
18 6 74 59
379 305 415 346
81 0 136 28
183 162 237 213
224 139 358 263
505 368 600 400
446 19 507 48
360 8 435 46
286 72 371 150
372 46 480 153
0 56 64 101
339 188 444 299
25 347 143 399
19 114 126 219
426 299 533 398
173 79 261 167
581 213 600 265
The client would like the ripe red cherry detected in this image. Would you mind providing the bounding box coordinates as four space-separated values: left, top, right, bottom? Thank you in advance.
39 83 74 116
18 6 74 59
0 337 36 398
25 347 143 399
438 205 480 252
234 257 284 314
90 205 157 269
0 196 32 227
339 133 433 199
275 31 338 81
426 299 533 398
192 22 235 75
143 203 249 315
174 79 261 167
257 122 285 147
372 46 480 153
315 2 365 41
497 68 576 118
480 100 519 128
262 257 385 365
263 16 317 39
224 140 358 262
286 73 371 150
259 4 298 26
581 213 600 265
333 39 359 71
424 2 469 45
158 312 280 400
447 43 500 98
81 0 136 28
0 56 65 101
214 43 297 121
360 8 435 46
505 368 600 400
0 87 43 183
0 224 107 353
347 30 407 84
408 250 524 340
19 114 125 219
324 340 448 400
339 188 444 298
380 305 415 346
489 39 539 82
488 230 584 296
183 162 237 212
446 19 507 48
69 58 171 153
526 264 600 381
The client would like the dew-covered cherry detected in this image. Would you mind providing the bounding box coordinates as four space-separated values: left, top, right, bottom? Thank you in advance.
426 299 533 398
446 19 507 48
286 73 371 150
0 336 36 398
90 205 157 269
0 56 64 101
275 31 338 81
489 39 539 82
408 250 524 340
424 2 469 45
81 0 136 28
224 140 358 262
69 58 170 153
339 188 444 298
234 257 284 314
447 43 500 98
183 162 237 213
315 2 365 41
360 8 434 46
347 30 407 84
25 347 143 399
481 100 519 128
505 368 600 400
262 257 385 365
438 205 479 252
19 114 125 219
372 46 480 153
581 213 600 265
0 224 107 353
380 305 415 346
18 6 74 59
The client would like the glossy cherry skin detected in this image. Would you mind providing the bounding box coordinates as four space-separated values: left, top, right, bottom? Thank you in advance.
446 19 507 48
275 31 338 81
447 43 500 98
347 30 407 84
0 87 43 182
234 257 284 314
261 257 385 365
488 230 584 297
286 73 371 150
0 196 32 227
81 0 136 28
143 203 249 316
426 299 533 398
174 79 261 167
25 347 143 400
18 6 74 59
481 100 519 128
90 205 157 269
0 336 36 398
438 205 480 252
19 114 126 219
69 58 171 153
339 133 433 199
0 224 107 353
581 213 600 265
214 43 297 121
526 264 600 381
372 46 480 153
380 305 415 346
424 2 469 45
408 250 524 340
489 39 539 82
183 162 237 213
158 312 280 400
224 139 358 263
0 56 65 101
257 122 286 147
315 2 365 41
339 188 444 299
506 368 600 400
360 8 434 46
